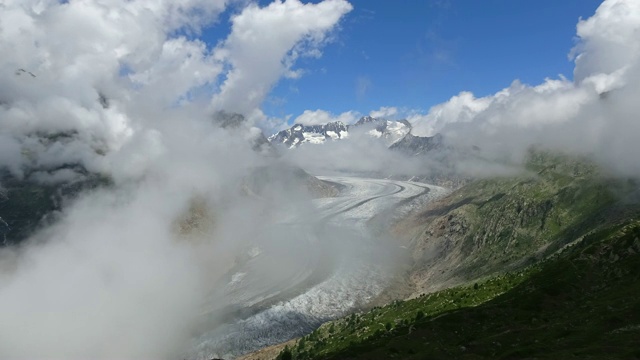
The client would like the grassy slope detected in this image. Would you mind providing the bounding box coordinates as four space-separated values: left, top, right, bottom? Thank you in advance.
277 152 640 359
400 150 625 294
282 218 640 360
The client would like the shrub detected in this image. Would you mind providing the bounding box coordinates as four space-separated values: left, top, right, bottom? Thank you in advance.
279 346 292 360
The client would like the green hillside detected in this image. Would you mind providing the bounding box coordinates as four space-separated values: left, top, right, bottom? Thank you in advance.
397 150 630 293
278 152 640 359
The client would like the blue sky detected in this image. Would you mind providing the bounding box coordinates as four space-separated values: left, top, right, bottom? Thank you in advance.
203 0 603 124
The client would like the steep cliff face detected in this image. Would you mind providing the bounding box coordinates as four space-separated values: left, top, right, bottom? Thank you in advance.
394 151 625 294
0 170 110 246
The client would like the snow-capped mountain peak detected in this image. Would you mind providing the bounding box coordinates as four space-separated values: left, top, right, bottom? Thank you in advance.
268 121 349 148
268 117 410 148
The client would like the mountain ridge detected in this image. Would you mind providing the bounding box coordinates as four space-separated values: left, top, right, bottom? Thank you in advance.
268 116 412 148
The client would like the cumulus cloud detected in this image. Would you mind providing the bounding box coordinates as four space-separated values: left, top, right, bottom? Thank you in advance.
286 0 640 180
0 185 206 359
294 109 359 125
369 106 398 119
407 91 491 137
0 0 353 359
0 0 352 179
404 0 640 176
211 0 353 115
572 0 640 82
0 0 232 181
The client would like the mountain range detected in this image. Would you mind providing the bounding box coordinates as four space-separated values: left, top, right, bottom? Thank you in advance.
268 116 413 149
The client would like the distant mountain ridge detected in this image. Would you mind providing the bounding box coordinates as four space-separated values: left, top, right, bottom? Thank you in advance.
268 116 413 148
269 121 350 148
268 115 465 188
389 133 444 156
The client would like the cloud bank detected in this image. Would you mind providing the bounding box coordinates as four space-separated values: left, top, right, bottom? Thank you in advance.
267 0 640 184
212 0 353 115
0 0 353 181
406 0 640 176
283 0 640 180
293 109 359 125
0 1 352 359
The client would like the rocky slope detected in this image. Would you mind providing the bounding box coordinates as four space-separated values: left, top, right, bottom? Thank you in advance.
0 168 110 246
388 133 444 156
394 150 619 294
279 218 640 359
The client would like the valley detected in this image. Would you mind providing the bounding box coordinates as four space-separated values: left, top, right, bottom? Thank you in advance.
265 153 640 360
1 1 639 359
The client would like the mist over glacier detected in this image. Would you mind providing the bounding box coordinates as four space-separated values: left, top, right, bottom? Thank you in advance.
1 0 640 359
0 0 355 358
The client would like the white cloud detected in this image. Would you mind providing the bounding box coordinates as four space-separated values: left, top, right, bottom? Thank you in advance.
282 129 430 175
369 106 398 118
0 1 356 359
262 114 293 134
0 0 231 178
294 109 359 125
0 0 354 178
407 91 491 136
211 0 353 115
572 0 640 83
274 0 640 180
403 0 640 175
355 75 372 100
